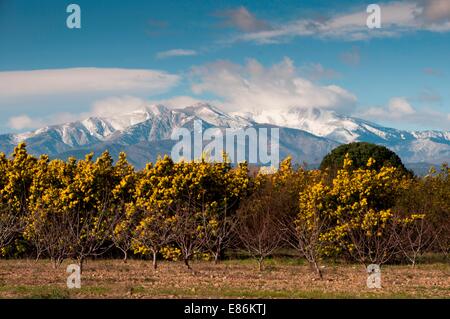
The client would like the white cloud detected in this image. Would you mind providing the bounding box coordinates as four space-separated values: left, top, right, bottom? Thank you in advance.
231 1 450 43
5 56 357 130
90 96 152 117
91 95 221 114
156 49 198 59
5 95 221 130
362 97 416 119
359 97 450 130
7 115 40 130
388 97 416 115
6 96 156 131
0 68 180 99
153 95 222 109
417 0 450 23
7 111 92 131
190 57 356 114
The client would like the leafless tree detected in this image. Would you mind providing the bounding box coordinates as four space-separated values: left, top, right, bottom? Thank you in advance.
236 182 283 271
68 207 115 273
200 199 239 264
395 216 438 267
132 208 174 270
27 209 75 268
437 223 450 259
171 196 206 271
110 206 138 263
281 212 329 279
346 216 400 266
0 204 21 252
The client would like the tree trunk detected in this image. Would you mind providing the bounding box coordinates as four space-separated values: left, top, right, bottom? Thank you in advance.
214 253 220 265
184 257 192 270
123 250 128 264
258 258 264 271
78 257 84 274
313 261 323 280
152 251 158 271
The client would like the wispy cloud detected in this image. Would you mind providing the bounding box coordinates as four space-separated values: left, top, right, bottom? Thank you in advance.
5 95 219 131
359 96 450 130
146 18 170 37
0 68 180 99
215 6 271 32
7 115 41 130
156 49 198 59
422 67 443 76
417 0 450 23
228 1 450 44
299 63 340 81
7 112 84 130
418 88 442 103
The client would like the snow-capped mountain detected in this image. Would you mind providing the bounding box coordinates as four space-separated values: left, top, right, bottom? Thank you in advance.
0 103 448 169
6 104 250 155
0 103 337 168
246 107 450 165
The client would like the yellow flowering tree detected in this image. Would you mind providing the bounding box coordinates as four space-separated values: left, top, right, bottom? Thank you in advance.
298 154 414 265
0 143 37 256
199 157 251 264
25 157 76 266
129 156 177 270
129 153 251 270
0 151 18 253
66 151 119 271
111 152 137 263
394 164 450 262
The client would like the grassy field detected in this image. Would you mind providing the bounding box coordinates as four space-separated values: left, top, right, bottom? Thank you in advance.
0 258 449 299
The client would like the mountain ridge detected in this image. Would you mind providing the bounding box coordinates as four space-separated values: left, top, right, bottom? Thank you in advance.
0 103 448 170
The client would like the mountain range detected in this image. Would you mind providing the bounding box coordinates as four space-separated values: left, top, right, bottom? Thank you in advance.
0 103 448 172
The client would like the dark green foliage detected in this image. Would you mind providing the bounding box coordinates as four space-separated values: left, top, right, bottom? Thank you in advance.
320 142 411 176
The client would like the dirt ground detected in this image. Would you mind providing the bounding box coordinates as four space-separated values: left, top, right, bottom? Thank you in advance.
0 258 449 298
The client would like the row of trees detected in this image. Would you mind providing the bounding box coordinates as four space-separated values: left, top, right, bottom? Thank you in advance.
0 143 449 277
0 143 252 271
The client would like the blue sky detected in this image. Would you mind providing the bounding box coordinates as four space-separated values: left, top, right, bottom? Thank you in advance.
0 0 449 133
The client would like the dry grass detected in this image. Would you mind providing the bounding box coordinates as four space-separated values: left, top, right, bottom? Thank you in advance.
0 258 449 299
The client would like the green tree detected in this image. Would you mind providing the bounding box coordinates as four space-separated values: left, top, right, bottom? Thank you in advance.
320 142 410 176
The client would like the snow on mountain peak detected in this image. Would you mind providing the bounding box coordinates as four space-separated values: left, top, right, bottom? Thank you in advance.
98 104 171 132
3 102 449 166
179 103 250 128
247 107 360 142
